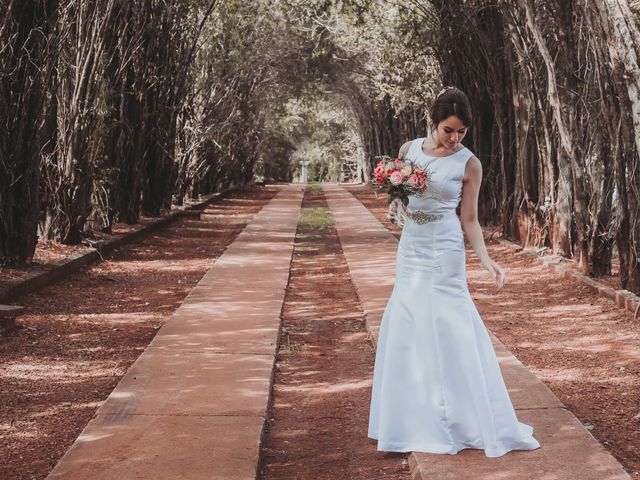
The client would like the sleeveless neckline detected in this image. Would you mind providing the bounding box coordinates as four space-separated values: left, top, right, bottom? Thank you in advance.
418 137 466 159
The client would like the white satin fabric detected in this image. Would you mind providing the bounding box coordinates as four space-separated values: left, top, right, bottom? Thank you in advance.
367 138 540 457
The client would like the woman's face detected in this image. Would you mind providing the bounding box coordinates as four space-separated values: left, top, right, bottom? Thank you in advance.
434 115 468 150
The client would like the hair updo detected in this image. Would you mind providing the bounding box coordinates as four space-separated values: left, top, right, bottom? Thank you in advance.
430 86 473 129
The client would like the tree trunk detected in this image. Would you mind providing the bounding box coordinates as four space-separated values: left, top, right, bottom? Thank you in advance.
0 0 56 264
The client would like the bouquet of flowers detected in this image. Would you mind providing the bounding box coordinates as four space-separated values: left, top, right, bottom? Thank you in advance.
371 157 430 207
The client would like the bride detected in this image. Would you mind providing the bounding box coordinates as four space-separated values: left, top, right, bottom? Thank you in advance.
367 86 541 457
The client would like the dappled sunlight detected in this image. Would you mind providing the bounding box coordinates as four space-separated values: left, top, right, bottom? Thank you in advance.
110 391 134 399
288 370 324 377
338 331 370 343
102 258 210 273
276 429 312 440
74 312 159 324
1 359 122 382
534 303 601 315
530 367 584 382
30 401 104 419
278 378 371 395
77 432 114 443
1 427 41 440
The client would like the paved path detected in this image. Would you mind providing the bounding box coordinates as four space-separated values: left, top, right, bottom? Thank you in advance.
323 184 631 480
47 185 303 480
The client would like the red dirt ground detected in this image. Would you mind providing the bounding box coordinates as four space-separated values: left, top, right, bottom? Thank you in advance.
3 181 637 479
0 197 215 289
259 187 411 480
346 183 640 478
0 185 279 480
0 241 87 286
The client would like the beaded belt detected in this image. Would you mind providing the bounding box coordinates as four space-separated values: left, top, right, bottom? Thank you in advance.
404 209 444 224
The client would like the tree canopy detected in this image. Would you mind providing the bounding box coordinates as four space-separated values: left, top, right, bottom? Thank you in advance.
1 0 640 293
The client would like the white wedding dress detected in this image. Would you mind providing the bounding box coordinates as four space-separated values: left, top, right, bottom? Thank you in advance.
367 138 540 457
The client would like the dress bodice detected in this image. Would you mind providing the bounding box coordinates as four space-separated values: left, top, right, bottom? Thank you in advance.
404 138 474 215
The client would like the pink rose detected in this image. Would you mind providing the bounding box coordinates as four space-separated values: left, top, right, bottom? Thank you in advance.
409 173 426 190
390 171 403 185
374 165 386 178
401 165 412 177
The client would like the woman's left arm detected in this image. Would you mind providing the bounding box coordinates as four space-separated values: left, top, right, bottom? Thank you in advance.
459 156 506 288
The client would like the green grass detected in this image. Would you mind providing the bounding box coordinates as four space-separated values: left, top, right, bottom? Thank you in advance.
298 207 334 229
305 182 323 194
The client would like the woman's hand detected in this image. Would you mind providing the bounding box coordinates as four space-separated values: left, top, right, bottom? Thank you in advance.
387 200 398 222
480 257 507 288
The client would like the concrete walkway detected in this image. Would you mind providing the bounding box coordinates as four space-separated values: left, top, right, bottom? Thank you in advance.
323 184 631 480
47 185 303 480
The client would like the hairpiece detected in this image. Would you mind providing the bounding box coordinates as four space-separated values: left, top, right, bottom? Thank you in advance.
436 86 456 98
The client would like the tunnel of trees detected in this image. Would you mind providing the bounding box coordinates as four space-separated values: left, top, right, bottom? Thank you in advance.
1 0 640 294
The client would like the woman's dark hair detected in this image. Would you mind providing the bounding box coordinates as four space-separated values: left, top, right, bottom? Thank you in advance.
429 86 472 129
